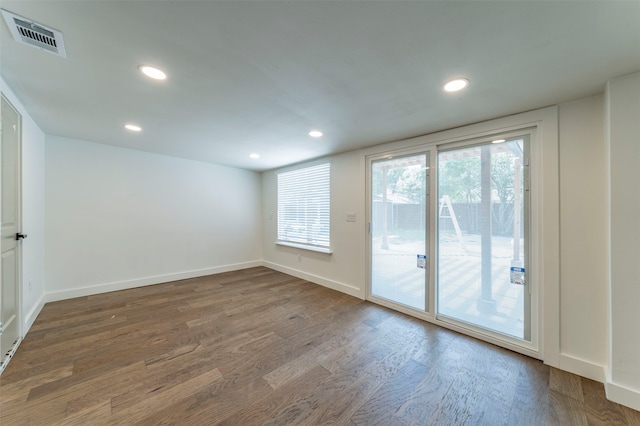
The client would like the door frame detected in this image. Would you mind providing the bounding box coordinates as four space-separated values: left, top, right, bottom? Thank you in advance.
0 93 23 374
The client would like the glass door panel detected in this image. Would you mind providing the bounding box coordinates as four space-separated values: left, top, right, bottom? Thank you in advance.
370 153 428 311
437 139 529 340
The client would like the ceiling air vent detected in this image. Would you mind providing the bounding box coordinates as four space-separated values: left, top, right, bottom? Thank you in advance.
1 9 66 58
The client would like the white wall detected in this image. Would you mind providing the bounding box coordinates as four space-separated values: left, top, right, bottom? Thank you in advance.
262 152 366 298
606 72 640 410
0 77 46 333
557 95 608 379
45 136 263 300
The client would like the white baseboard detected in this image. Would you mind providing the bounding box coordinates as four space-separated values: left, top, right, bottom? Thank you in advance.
606 380 640 411
558 353 606 383
605 374 640 411
24 293 46 334
45 261 263 302
558 354 639 411
262 261 364 299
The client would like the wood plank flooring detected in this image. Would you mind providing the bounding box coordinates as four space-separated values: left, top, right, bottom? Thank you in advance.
1 267 638 425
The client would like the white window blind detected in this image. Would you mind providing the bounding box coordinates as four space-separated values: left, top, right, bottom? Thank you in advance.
277 163 330 250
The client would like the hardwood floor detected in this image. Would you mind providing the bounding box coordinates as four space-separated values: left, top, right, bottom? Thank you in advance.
1 267 638 425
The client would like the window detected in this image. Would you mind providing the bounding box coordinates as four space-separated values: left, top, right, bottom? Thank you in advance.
277 162 331 252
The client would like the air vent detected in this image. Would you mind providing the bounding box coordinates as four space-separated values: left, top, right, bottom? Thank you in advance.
1 9 66 58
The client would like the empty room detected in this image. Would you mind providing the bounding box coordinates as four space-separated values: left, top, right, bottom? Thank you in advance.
1 1 639 424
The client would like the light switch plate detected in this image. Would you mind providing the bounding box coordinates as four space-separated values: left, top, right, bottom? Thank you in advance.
346 213 357 222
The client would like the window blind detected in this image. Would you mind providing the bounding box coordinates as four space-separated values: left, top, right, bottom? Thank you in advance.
277 163 330 249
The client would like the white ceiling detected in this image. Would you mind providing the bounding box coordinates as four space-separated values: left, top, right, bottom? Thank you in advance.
1 1 639 171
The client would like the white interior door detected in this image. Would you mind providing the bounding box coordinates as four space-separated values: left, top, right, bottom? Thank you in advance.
1 95 22 370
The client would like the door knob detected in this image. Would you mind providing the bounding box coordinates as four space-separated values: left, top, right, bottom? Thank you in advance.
16 233 27 240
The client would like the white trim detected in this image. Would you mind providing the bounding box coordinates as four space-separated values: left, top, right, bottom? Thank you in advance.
558 353 606 383
23 293 45 333
45 261 262 302
275 241 332 254
605 78 616 412
605 376 640 411
536 106 561 368
262 261 363 299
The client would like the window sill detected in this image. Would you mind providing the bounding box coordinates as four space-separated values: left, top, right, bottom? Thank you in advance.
275 241 333 254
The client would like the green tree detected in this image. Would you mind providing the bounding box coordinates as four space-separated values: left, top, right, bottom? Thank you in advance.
439 156 481 203
491 152 516 204
395 165 426 203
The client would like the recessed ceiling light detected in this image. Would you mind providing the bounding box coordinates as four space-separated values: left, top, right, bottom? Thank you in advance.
124 124 142 132
492 139 506 144
249 153 260 159
443 78 469 92
308 130 323 138
138 65 167 80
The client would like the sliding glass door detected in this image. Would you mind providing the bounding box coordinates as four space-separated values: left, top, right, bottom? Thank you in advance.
367 135 533 348
369 153 429 311
437 138 530 340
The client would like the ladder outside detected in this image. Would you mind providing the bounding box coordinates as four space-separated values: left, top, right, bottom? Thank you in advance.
439 195 466 252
